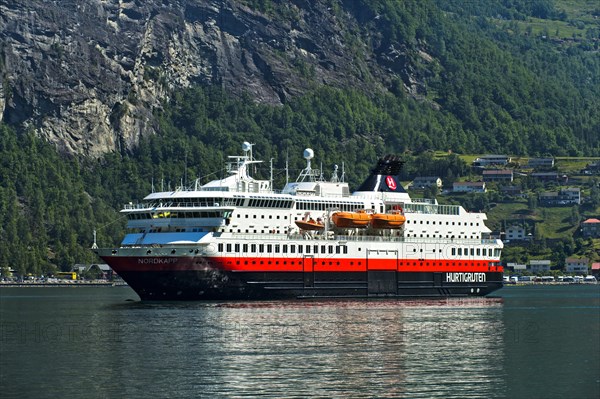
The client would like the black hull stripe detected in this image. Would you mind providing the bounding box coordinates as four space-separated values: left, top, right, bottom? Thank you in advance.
117 270 504 301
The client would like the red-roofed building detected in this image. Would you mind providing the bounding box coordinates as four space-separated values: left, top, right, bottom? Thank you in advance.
591 263 600 278
581 218 600 238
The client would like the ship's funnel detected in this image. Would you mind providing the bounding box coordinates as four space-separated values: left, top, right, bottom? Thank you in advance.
356 155 406 193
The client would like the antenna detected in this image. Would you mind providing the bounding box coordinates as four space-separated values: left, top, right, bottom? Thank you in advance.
286 150 290 185
184 151 188 187
270 158 274 190
331 164 339 183
319 161 324 181
91 229 98 249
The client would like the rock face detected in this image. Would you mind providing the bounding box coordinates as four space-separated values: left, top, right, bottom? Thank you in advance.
0 0 429 156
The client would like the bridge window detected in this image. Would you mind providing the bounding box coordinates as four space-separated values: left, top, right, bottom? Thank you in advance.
218 244 223 252
226 244 232 252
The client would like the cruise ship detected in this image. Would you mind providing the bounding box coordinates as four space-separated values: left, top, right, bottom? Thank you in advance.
95 143 504 300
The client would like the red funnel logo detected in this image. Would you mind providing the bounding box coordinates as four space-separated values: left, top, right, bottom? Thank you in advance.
385 175 397 190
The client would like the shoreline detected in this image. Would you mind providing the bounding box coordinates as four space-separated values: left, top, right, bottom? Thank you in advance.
0 281 128 287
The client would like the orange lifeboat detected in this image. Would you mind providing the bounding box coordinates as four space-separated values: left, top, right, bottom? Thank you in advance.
295 218 325 230
331 210 372 228
371 212 406 229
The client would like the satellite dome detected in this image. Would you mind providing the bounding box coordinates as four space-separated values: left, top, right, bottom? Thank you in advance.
242 141 252 152
303 148 314 160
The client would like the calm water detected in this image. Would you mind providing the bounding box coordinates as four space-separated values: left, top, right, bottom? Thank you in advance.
0 285 598 398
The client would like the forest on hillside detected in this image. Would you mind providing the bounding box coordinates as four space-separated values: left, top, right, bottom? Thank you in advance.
1 0 599 275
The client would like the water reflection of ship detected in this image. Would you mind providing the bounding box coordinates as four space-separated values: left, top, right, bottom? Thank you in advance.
202 298 504 397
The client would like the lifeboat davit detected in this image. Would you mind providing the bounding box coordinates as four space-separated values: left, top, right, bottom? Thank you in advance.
371 212 406 229
331 210 372 228
295 219 325 230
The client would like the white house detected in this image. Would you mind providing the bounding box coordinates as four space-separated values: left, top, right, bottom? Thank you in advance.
473 155 511 167
529 260 551 273
453 181 486 193
540 187 581 205
528 157 554 168
411 176 442 189
506 225 527 241
565 258 589 274
507 262 527 271
561 187 580 205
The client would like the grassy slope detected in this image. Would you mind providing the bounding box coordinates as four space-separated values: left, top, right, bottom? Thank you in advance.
490 0 599 41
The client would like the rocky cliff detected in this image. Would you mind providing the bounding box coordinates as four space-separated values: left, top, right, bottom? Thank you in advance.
0 0 429 157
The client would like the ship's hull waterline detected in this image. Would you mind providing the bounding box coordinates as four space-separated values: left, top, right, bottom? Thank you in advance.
98 250 503 300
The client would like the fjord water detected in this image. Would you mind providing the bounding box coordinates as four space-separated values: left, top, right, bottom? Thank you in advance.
1 285 598 398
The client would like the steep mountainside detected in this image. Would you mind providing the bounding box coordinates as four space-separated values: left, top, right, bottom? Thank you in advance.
0 0 598 157
0 0 430 156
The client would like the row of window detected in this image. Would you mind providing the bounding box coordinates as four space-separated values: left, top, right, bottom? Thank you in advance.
406 220 479 226
296 201 365 212
216 242 499 258
137 197 370 211
247 198 294 208
403 203 460 216
451 247 501 257
231 259 358 267
237 214 287 220
405 233 479 239
218 243 349 255
145 197 294 209
128 211 231 220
